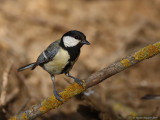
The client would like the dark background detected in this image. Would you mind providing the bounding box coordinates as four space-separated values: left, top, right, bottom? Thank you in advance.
0 0 160 120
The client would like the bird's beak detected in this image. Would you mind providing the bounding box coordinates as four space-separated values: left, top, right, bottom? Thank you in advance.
82 39 90 45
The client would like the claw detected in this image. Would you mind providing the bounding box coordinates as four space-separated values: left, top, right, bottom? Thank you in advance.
74 78 83 86
65 73 84 87
54 90 62 101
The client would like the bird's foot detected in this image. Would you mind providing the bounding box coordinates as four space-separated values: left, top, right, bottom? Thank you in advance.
74 78 83 86
54 90 62 101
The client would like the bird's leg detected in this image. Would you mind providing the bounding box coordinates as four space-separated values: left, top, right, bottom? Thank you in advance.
65 72 83 86
51 75 62 101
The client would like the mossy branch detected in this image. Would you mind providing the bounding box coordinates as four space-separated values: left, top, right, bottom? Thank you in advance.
9 42 160 120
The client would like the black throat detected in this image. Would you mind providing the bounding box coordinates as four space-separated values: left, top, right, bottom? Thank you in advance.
59 39 81 74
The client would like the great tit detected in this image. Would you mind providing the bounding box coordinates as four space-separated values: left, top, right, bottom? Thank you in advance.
18 30 90 101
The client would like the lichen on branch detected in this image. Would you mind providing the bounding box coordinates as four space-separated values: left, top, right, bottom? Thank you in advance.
9 42 160 120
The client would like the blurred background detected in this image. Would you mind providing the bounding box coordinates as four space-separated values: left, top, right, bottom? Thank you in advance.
0 0 160 120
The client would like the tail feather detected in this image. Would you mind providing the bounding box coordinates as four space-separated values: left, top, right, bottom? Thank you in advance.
17 63 35 72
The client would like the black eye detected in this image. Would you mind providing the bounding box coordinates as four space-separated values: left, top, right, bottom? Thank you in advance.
75 36 79 39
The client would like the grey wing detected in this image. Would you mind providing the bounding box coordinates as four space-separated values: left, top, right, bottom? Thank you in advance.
31 40 60 70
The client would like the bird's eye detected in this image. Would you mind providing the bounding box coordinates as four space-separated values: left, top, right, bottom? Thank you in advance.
75 36 78 39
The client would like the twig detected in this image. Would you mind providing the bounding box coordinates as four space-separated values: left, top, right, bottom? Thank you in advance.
17 98 30 114
16 73 31 99
0 60 13 106
5 88 19 106
9 42 160 120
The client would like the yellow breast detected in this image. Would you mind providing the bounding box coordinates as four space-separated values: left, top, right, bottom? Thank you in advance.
44 47 70 74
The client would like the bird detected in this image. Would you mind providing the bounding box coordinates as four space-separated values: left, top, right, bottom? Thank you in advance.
17 30 90 101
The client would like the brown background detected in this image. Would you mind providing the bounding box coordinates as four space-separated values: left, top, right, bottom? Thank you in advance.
0 0 160 120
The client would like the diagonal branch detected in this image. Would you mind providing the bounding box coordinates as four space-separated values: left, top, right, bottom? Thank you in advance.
9 42 160 120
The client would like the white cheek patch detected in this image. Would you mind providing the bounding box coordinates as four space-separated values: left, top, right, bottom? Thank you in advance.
63 36 80 47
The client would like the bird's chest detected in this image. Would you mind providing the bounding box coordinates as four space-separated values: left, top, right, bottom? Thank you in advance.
44 48 70 74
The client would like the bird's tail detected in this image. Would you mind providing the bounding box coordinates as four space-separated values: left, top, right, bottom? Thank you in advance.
17 63 35 72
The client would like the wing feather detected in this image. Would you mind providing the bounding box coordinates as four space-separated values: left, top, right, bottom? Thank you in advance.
32 40 60 69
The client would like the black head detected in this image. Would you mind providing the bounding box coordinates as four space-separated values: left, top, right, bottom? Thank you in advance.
60 30 90 48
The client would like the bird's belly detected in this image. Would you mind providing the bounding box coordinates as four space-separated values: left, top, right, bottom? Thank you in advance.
44 48 70 75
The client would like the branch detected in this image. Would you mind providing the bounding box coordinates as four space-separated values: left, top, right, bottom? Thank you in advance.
9 42 160 120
